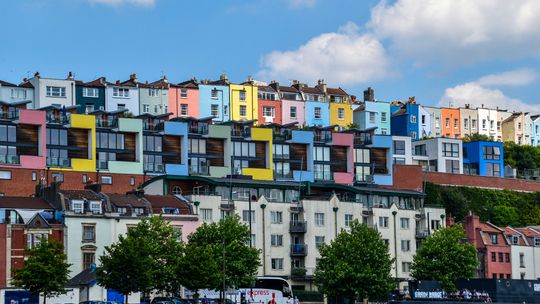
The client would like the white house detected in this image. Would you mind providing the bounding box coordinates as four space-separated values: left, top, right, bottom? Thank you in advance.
412 137 463 174
106 74 140 115
27 72 76 109
392 136 413 165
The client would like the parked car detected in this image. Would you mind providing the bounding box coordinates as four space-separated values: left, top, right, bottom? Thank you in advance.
151 297 188 304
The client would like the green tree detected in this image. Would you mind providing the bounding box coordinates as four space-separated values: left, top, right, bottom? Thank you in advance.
97 216 183 302
182 215 260 298
12 239 71 304
314 221 394 302
411 225 478 291
491 205 520 227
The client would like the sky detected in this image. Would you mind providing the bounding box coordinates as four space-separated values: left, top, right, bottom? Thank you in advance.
2 0 540 112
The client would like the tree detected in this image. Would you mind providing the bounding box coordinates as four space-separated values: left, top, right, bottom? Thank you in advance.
314 221 394 302
411 225 478 291
181 215 260 299
12 239 71 304
462 133 492 142
97 216 183 303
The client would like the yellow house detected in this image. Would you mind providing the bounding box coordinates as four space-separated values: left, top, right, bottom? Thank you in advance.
230 79 258 122
242 127 273 181
328 88 352 127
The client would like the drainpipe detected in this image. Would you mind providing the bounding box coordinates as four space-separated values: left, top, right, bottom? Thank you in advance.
392 210 398 288
261 203 267 275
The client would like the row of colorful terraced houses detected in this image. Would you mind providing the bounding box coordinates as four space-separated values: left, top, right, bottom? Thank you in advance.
2 72 540 145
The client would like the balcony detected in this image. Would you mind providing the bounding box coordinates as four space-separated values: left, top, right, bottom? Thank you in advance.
274 170 293 179
144 162 165 173
416 229 430 238
96 119 118 129
354 134 372 146
190 124 209 135
273 131 292 142
231 128 251 138
290 244 308 257
143 122 165 131
189 164 209 176
314 170 332 181
46 157 71 168
220 201 235 210
0 154 20 165
46 115 70 125
291 267 307 279
0 110 19 121
289 221 307 233
314 132 332 143
289 202 303 213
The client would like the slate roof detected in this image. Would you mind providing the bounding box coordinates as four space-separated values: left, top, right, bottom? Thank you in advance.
0 197 53 209
67 268 96 287
0 80 18 87
144 195 192 214
176 78 199 89
60 190 102 201
107 193 148 208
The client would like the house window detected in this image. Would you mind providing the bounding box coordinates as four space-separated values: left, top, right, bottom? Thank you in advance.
154 105 158 113
410 115 417 123
498 252 503 262
454 119 458 129
411 131 417 139
394 140 405 155
71 201 84 213
112 87 129 98
32 171 37 181
518 122 522 130
290 106 297 118
10 88 26 99
263 106 275 118
401 240 411 252
271 258 284 270
83 87 99 98
101 176 112 185
338 108 344 120
242 210 255 223
512 235 520 245
89 201 102 214
180 89 188 98
143 104 150 113
535 238 540 246
505 253 510 263
464 118 469 129
315 236 325 250
130 176 135 186
400 218 410 229
211 104 219 117
344 214 354 227
487 163 500 177
381 112 387 122
489 233 498 244
83 252 95 270
270 211 283 224
46 86 66 98
148 89 159 97
117 104 126 110
314 107 321 119
435 117 440 128
402 262 411 273
180 104 188 116
82 225 96 242
520 253 525 267
483 146 500 160
369 112 376 123
239 105 247 117
491 252 496 262
421 115 426 124
472 119 477 128
445 160 460 174
239 90 246 101
315 213 325 226
211 89 219 99
442 143 460 157
201 208 212 221
379 216 389 228
431 220 441 230
271 234 283 247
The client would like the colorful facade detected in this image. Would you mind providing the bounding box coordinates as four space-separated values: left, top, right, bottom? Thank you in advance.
28 72 77 109
198 76 230 122
230 79 258 121
391 102 420 140
270 82 305 126
463 140 504 177
138 77 169 115
502 112 529 145
257 85 282 125
105 74 139 115
441 107 461 138
301 84 330 127
75 78 107 114
169 78 199 118
459 106 479 138
0 80 34 106
327 87 351 127
531 115 540 146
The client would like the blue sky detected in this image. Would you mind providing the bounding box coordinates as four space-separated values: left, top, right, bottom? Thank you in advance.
2 0 540 112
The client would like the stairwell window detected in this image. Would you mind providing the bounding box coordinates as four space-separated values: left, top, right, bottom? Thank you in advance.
314 107 321 119
239 90 246 101
271 234 283 247
290 106 297 118
211 105 219 117
271 258 284 270
270 211 283 224
338 108 344 120
239 105 247 117
181 104 188 116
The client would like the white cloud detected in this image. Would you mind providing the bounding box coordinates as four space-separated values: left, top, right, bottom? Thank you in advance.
257 22 393 86
439 70 540 113
89 0 155 7
288 0 316 8
369 0 540 65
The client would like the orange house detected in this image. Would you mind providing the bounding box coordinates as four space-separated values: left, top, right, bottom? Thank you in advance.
441 108 461 138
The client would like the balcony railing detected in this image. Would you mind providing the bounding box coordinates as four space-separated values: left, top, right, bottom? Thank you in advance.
289 221 307 233
189 164 209 175
96 119 119 129
190 125 209 135
143 122 165 131
273 131 292 141
0 110 19 120
416 229 430 238
291 267 307 279
144 162 165 173
314 170 332 181
0 154 20 165
46 157 71 168
231 128 251 138
314 132 332 143
46 115 70 125
354 134 372 146
220 201 235 210
290 244 308 257
274 170 293 179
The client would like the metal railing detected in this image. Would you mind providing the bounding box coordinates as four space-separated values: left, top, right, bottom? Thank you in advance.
46 115 70 124
46 157 71 167
289 221 307 233
0 110 19 120
290 244 308 256
314 170 332 181
190 124 209 135
354 134 372 145
314 132 332 143
96 119 119 128
231 128 251 138
0 154 20 165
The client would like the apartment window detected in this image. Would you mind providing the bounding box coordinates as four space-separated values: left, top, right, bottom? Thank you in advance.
490 234 498 244
431 220 441 230
315 213 325 226
271 258 284 270
83 252 95 270
512 235 520 245
410 115 416 123
472 119 477 128
271 234 283 247
414 145 427 156
487 163 501 177
505 253 510 263
445 118 450 128
411 131 417 139
82 225 96 242
211 89 219 99
239 105 247 117
401 240 411 252
46 86 66 97
189 138 207 154
290 106 297 118
10 88 26 99
101 176 112 185
483 146 500 160
344 214 354 227
338 108 344 120
493 120 498 130
314 107 321 119
381 112 387 122
464 118 469 129
143 104 150 113
0 171 11 180
83 87 99 98
402 262 411 273
379 216 389 228
113 87 129 98
270 211 283 224
454 119 458 129
210 104 219 117
394 140 405 155
445 160 460 174
180 104 188 116
263 106 275 118
180 89 188 98
442 143 459 157
498 252 503 262
148 89 158 97
491 252 496 262
242 210 255 223
315 236 325 250
89 201 102 214
201 208 212 221
369 112 376 123
400 218 410 229
520 253 525 268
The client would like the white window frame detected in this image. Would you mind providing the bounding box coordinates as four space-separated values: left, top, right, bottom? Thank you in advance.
101 176 112 185
271 258 284 270
113 87 130 98
148 89 159 97
344 214 353 227
338 108 344 120
201 208 213 221
211 89 219 99
314 107 321 119
263 106 275 118
143 104 150 113
46 86 66 98
181 89 188 98
83 87 99 98
315 213 325 226
239 90 247 101
239 105 247 117
270 211 283 224
72 200 84 213
89 201 102 214
270 234 283 247
290 106 297 118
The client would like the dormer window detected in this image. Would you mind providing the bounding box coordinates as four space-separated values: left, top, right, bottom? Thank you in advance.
71 200 84 213
489 233 498 244
511 235 519 245
89 201 102 214
133 207 145 216
162 207 179 214
117 207 128 215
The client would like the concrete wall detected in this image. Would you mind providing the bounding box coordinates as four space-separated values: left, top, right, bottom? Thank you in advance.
29 77 76 109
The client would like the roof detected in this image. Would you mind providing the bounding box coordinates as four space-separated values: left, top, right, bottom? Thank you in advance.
176 78 199 89
67 268 96 287
327 87 348 96
60 190 102 201
88 108 128 115
144 195 192 214
257 85 278 93
0 197 52 209
515 227 540 237
170 116 214 123
19 81 34 88
207 78 230 86
107 193 148 208
81 77 107 88
300 86 324 94
0 80 18 87
0 100 32 106
218 119 258 126
278 86 300 93
38 104 79 111
136 112 172 119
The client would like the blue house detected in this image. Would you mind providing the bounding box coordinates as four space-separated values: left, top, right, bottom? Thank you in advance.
391 102 420 140
463 140 504 177
199 75 230 122
295 84 330 127
353 100 391 135
75 77 107 114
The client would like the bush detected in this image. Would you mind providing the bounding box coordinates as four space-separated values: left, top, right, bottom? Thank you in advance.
293 290 324 302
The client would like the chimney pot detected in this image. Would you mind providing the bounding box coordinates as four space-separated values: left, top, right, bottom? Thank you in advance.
220 74 228 81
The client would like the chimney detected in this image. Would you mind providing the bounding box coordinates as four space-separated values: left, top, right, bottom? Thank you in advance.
220 74 228 81
408 96 416 104
351 95 357 103
465 104 470 109
115 80 120 85
481 104 484 108
363 87 375 102
163 75 169 83
99 77 106 85
84 182 102 193
246 75 254 83
201 79 210 85
316 79 327 93
67 71 74 80
291 80 299 85
269 81 280 91
34 72 40 78
23 78 28 82
130 73 137 83
464 213 480 245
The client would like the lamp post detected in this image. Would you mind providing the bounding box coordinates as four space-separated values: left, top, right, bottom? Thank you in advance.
222 238 226 304
392 210 398 289
261 202 267 276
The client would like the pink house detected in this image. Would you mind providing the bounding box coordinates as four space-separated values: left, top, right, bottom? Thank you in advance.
269 82 305 126
331 132 354 184
169 78 199 118
145 195 200 242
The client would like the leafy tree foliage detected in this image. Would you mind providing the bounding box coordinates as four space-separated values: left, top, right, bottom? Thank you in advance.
504 142 540 173
97 216 182 301
314 221 394 301
12 239 71 304
412 225 478 291
181 215 260 294
462 133 492 142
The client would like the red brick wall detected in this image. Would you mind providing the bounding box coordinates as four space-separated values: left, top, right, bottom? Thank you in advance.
0 168 148 196
0 224 7 287
390 165 424 191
